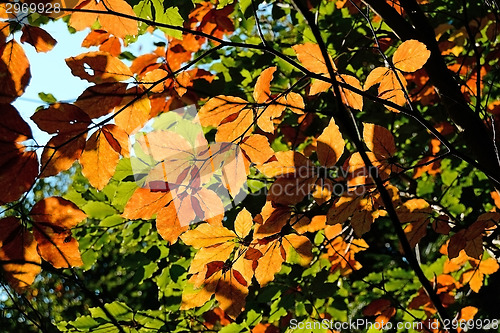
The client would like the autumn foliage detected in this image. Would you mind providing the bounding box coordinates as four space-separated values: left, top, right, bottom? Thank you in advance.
1 0 500 332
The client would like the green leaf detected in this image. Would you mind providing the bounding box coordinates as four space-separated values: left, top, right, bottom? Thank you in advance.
83 201 117 219
38 92 57 104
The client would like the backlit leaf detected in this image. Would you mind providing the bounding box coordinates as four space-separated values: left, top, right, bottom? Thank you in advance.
20 26 57 53
317 118 344 167
393 40 431 72
79 129 120 190
65 51 133 84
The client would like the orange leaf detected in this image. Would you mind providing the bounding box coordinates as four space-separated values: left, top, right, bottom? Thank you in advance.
65 51 132 83
240 134 274 165
393 39 431 72
338 74 363 110
155 202 188 244
282 234 313 266
254 240 285 286
215 108 254 142
30 197 87 229
198 95 248 128
140 69 168 93
317 118 344 167
277 92 304 114
122 188 172 220
0 217 41 291
364 67 390 91
215 269 249 319
82 29 111 47
32 226 83 268
327 195 360 225
254 202 290 239
0 40 31 103
189 243 235 276
100 36 121 57
114 88 151 134
174 71 191 97
75 82 127 119
30 197 86 269
253 67 276 103
293 43 336 75
101 124 129 157
21 25 57 53
79 129 120 190
70 0 138 39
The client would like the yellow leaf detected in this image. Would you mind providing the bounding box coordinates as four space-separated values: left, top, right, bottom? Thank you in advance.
234 208 253 239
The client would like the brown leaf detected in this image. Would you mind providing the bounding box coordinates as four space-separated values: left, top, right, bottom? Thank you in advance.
31 103 91 135
0 104 32 142
0 150 38 203
40 133 87 177
21 26 57 53
75 82 127 119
